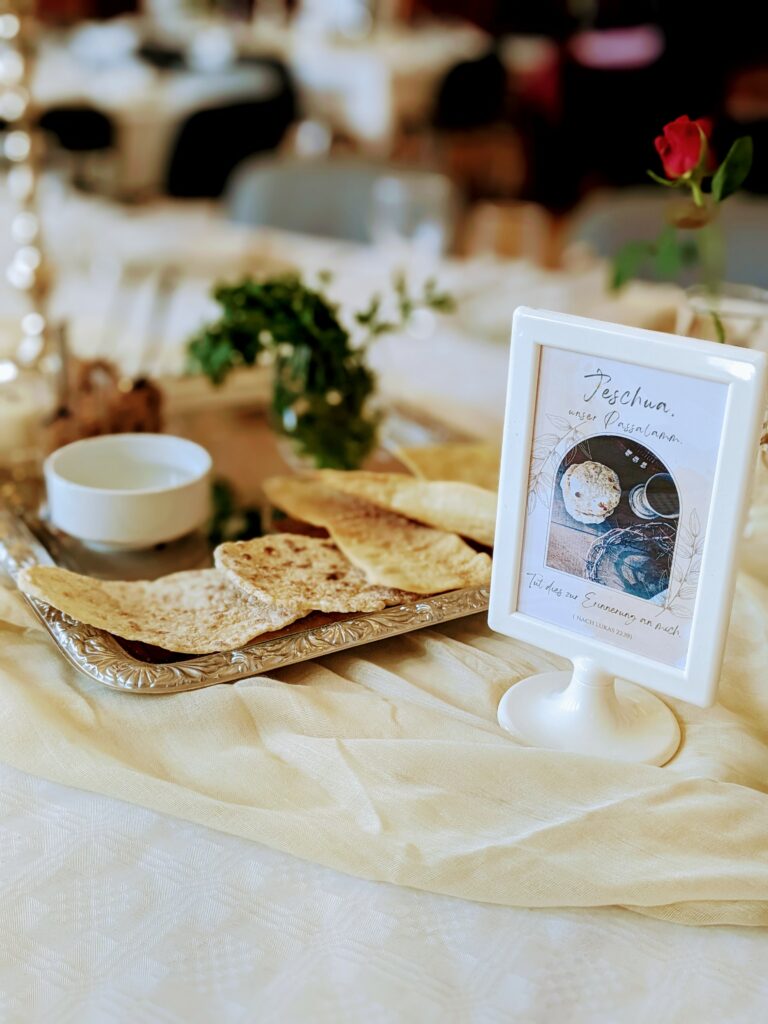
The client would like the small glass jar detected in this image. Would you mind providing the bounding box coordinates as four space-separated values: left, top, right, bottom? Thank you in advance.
683 282 768 348
679 283 768 471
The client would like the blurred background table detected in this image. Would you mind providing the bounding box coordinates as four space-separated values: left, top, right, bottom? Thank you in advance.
31 36 284 195
0 184 687 434
241 18 491 152
3 0 768 1018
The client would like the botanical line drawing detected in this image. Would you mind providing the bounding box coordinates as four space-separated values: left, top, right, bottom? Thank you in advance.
527 416 584 513
659 508 701 618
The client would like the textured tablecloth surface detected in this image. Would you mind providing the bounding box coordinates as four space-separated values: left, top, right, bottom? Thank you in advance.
1 533 767 929
3 759 768 1024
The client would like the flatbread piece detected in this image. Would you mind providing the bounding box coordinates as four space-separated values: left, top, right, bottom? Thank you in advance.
396 442 501 492
316 470 496 546
263 476 492 594
18 565 308 654
215 533 417 612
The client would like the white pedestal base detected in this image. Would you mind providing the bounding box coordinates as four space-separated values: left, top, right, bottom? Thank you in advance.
497 660 681 767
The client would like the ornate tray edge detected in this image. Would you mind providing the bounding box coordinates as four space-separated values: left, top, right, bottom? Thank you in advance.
0 506 489 694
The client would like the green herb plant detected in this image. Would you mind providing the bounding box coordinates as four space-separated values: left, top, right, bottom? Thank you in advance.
206 478 262 546
187 272 454 470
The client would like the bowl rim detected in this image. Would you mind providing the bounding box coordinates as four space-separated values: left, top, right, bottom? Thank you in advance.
44 433 212 498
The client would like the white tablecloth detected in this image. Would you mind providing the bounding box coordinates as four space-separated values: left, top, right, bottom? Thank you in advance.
242 18 488 150
3 199 764 1019
239 21 558 151
2 758 768 1023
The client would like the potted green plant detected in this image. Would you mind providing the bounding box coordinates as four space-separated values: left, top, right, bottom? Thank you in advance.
187 272 453 470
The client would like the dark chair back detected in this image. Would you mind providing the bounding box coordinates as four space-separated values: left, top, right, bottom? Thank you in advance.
433 50 508 131
38 106 114 152
165 64 296 198
137 42 186 71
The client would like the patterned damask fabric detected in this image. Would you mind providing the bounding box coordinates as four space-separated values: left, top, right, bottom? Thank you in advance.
1 761 767 1024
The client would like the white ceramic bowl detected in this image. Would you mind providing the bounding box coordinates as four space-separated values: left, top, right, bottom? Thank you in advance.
44 434 212 550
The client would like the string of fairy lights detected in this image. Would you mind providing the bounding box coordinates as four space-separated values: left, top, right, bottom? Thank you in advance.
0 1 56 380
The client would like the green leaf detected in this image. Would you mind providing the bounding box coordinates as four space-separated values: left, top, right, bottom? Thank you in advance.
690 178 705 208
206 478 262 546
679 238 700 266
654 226 683 278
711 311 726 343
611 240 654 290
712 136 753 202
355 294 381 325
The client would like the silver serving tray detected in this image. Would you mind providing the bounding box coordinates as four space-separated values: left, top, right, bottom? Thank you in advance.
0 506 489 694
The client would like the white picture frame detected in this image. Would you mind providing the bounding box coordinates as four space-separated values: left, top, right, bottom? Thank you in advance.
489 308 767 733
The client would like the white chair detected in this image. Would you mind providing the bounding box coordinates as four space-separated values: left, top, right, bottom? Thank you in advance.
225 157 458 250
565 188 768 289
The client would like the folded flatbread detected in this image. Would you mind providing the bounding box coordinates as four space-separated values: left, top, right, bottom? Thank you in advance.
316 470 496 546
215 533 417 611
263 476 492 594
396 442 501 492
18 565 308 654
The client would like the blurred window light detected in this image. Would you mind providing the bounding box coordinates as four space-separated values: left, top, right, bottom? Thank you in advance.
11 212 39 245
4 130 32 162
7 165 34 201
0 13 20 39
293 120 333 159
0 48 25 84
15 246 42 271
6 262 35 291
569 25 665 70
0 360 19 384
0 86 28 121
21 312 46 336
187 26 236 74
16 335 44 364
68 21 139 69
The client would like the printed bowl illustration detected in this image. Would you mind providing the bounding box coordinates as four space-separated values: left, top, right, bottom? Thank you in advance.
585 522 677 601
628 472 680 520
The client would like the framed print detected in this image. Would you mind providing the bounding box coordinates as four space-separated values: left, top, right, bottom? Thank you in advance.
489 309 767 764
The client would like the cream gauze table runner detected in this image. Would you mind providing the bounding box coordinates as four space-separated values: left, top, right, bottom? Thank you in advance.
1 549 767 928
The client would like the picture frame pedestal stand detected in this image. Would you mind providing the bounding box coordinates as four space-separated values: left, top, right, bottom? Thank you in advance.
497 657 681 767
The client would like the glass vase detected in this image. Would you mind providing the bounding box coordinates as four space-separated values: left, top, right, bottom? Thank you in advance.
681 282 768 349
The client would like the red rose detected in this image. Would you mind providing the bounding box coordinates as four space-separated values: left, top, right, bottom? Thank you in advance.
654 115 715 178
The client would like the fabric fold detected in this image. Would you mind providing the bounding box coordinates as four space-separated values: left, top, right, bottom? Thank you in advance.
1 570 768 927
